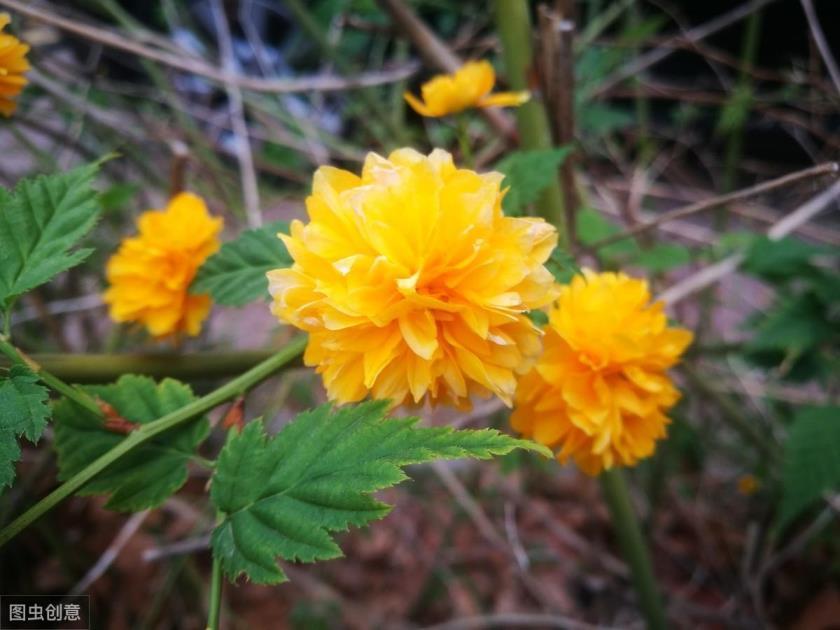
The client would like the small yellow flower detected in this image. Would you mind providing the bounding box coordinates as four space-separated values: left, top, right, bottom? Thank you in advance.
267 148 559 408
737 474 759 496
104 192 223 338
404 60 530 118
0 13 30 117
511 270 693 475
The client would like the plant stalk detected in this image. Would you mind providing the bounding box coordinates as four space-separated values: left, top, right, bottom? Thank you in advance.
0 336 307 548
0 335 103 418
207 551 223 630
493 0 568 242
600 468 667 630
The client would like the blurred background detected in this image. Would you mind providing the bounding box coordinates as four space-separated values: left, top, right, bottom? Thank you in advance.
0 0 838 628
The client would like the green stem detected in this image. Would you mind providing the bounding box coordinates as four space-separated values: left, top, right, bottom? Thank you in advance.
0 335 103 418
0 336 307 549
493 0 568 242
207 546 223 630
455 115 474 167
600 468 667 630
0 350 293 384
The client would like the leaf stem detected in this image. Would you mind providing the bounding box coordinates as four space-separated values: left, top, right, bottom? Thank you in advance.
207 539 223 630
600 468 667 630
0 334 103 418
0 336 307 549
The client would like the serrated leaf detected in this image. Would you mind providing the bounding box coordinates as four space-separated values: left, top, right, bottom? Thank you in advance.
0 365 51 491
54 375 209 511
0 162 103 306
779 406 840 532
495 148 573 215
191 221 291 306
210 401 550 584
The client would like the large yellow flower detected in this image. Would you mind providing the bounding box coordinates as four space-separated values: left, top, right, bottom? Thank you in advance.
267 148 558 408
511 271 693 475
0 13 30 117
104 192 223 338
404 60 529 118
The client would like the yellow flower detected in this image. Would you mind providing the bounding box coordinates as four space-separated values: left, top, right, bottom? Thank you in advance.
511 270 693 475
104 192 223 338
737 474 759 496
0 13 30 117
267 148 558 408
404 60 530 118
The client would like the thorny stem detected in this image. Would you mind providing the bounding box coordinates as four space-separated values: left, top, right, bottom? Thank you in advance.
0 334 103 418
0 336 307 549
600 468 667 630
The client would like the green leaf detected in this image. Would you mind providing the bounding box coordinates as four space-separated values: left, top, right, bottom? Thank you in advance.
779 406 840 531
495 148 573 215
633 243 692 272
0 366 51 491
192 221 291 306
54 375 209 511
576 207 640 260
210 401 550 584
747 293 834 354
0 161 103 306
743 236 830 282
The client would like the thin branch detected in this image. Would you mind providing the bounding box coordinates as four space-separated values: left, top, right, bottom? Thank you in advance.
0 0 418 94
658 178 840 306
70 510 150 595
209 0 261 227
593 0 779 97
800 0 840 93
421 613 614 630
591 162 839 249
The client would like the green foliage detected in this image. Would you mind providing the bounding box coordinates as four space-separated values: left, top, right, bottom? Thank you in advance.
54 376 209 511
741 236 839 382
634 243 692 272
192 221 291 307
0 366 51 491
210 401 550 584
779 406 840 531
495 148 573 215
576 208 640 262
0 162 103 309
743 236 829 281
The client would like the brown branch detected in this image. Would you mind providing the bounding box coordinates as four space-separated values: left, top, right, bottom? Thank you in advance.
800 0 840 93
1 0 418 93
593 0 780 97
591 162 839 249
658 177 840 306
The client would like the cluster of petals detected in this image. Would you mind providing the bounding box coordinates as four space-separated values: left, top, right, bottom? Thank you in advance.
0 13 29 117
404 60 529 118
104 192 223 338
267 148 559 408
511 270 693 475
